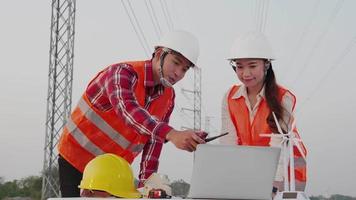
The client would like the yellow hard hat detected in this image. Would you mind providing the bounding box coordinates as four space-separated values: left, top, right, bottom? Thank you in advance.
78 153 141 198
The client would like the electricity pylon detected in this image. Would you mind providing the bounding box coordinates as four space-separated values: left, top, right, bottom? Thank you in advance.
42 0 76 199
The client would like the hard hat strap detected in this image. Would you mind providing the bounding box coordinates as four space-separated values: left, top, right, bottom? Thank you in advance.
159 48 173 87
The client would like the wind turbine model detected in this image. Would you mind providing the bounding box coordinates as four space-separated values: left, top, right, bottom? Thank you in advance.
261 112 310 200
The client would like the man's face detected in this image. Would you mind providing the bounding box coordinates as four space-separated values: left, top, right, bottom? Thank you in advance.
161 52 192 85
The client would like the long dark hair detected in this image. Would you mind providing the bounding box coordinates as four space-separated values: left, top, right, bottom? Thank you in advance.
264 63 288 133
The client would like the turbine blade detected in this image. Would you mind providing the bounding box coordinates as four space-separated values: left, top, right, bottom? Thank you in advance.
290 118 296 132
272 112 284 134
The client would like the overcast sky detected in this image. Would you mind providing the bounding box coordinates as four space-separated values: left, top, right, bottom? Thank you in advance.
0 0 355 197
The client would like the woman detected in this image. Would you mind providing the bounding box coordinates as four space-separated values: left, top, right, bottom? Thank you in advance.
219 31 307 194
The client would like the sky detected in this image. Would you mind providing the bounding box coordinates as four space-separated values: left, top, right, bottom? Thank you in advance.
0 0 355 197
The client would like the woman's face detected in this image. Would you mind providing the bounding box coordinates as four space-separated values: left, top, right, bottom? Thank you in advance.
233 58 266 91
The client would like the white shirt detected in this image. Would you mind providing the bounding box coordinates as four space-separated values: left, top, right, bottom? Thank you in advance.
219 84 296 181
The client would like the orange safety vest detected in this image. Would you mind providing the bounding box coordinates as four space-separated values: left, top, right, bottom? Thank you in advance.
227 85 307 186
58 61 174 172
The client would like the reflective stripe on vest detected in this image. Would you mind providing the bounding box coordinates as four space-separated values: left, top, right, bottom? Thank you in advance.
227 85 307 183
294 155 306 168
58 60 174 172
67 97 145 153
66 117 105 156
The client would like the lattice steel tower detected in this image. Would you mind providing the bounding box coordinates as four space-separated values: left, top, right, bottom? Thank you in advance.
42 0 76 199
181 67 202 131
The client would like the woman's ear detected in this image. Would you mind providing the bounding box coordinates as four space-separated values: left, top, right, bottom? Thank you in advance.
264 61 271 71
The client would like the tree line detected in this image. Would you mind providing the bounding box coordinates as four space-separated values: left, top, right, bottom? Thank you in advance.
0 175 354 200
0 176 41 200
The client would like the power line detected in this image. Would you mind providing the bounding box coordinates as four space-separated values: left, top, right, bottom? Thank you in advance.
261 0 270 33
291 0 345 87
126 0 152 54
159 0 173 30
253 0 257 29
254 0 269 32
281 0 320 83
121 0 151 56
145 0 161 39
298 35 356 114
162 0 174 29
255 0 261 31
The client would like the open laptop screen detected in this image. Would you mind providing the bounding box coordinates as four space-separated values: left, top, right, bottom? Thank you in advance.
188 144 280 200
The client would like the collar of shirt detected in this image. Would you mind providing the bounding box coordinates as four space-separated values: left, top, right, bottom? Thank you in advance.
231 84 266 101
144 60 164 99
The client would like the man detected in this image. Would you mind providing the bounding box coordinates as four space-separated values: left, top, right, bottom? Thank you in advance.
57 30 206 197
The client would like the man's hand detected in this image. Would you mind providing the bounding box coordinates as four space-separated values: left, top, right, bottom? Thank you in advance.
166 129 206 152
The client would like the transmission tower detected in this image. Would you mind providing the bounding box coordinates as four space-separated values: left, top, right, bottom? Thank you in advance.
204 116 211 133
42 0 76 199
181 67 202 131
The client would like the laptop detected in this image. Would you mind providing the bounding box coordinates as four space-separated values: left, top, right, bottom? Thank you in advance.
188 144 281 200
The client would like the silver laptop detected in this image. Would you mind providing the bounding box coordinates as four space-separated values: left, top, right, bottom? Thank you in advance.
188 144 281 200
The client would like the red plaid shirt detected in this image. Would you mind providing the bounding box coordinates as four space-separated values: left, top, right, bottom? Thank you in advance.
86 60 174 184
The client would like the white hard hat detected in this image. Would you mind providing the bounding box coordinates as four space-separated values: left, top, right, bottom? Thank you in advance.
155 30 200 67
143 173 172 196
228 31 275 61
